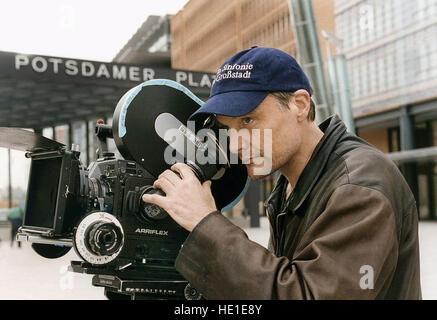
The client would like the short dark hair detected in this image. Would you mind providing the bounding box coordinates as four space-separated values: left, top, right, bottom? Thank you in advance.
270 91 316 121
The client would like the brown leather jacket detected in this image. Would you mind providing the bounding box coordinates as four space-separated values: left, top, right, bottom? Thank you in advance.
175 115 422 299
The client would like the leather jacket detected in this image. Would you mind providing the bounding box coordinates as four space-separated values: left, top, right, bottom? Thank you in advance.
175 115 422 299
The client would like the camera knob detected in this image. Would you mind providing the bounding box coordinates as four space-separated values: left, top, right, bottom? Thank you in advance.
139 186 168 221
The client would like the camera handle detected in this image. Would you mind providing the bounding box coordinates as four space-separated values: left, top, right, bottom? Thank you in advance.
95 120 113 158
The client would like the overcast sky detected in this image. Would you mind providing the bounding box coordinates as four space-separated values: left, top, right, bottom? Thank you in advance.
0 0 187 61
0 0 188 192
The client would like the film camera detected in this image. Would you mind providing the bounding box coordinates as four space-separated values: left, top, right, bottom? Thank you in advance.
0 80 248 300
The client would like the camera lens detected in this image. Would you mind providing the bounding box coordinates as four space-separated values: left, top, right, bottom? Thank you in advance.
74 212 125 265
86 221 123 256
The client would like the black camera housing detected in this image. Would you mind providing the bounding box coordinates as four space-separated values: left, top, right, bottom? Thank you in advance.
17 131 196 299
23 148 83 236
5 80 248 300
17 132 196 299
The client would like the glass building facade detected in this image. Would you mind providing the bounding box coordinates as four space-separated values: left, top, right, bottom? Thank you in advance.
335 0 437 116
335 0 437 220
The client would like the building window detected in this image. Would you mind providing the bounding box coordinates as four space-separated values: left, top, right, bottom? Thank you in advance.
72 121 87 165
42 127 53 140
54 125 69 146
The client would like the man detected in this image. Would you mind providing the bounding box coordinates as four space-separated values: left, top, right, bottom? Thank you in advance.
142 47 421 299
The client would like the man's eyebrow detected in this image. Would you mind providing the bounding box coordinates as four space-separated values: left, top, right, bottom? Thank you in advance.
244 107 259 117
215 121 229 130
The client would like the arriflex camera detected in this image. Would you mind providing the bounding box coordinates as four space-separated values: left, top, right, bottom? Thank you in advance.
0 80 247 300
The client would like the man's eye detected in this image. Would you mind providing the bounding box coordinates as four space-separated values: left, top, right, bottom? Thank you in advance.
242 117 253 125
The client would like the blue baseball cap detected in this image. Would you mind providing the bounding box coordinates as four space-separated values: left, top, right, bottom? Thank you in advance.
190 46 312 122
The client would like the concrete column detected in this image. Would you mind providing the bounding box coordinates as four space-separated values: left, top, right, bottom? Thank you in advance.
68 123 72 149
399 105 418 207
85 120 90 166
244 179 260 228
8 148 12 208
400 105 414 151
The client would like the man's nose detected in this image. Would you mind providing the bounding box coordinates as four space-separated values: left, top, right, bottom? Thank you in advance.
228 130 247 155
228 133 239 155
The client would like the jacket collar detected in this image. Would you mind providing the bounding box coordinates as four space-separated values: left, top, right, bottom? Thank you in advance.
265 115 348 215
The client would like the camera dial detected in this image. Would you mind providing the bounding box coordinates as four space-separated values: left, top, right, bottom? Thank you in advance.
73 212 124 265
138 186 168 221
86 221 123 256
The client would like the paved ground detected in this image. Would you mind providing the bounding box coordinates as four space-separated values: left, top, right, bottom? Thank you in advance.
0 217 436 300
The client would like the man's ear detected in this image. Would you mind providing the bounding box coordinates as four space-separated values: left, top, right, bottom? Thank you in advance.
292 89 311 122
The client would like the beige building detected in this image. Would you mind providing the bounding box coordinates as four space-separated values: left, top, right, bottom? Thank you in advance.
171 0 335 73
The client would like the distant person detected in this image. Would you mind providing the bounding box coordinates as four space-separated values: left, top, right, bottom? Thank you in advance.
7 204 24 248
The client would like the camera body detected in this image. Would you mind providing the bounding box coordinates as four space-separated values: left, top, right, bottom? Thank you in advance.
18 133 194 299
4 79 248 300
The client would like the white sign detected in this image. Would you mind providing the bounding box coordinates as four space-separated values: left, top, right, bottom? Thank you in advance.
13 54 213 89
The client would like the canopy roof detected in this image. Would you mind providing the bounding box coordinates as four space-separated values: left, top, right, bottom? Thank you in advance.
0 51 214 129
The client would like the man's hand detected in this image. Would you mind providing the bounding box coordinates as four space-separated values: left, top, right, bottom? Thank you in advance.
142 163 217 232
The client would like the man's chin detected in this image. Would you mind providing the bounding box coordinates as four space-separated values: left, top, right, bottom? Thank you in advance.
245 164 273 180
